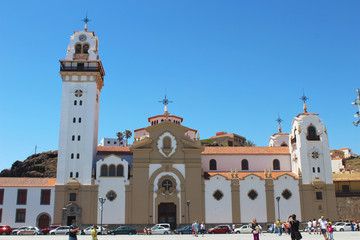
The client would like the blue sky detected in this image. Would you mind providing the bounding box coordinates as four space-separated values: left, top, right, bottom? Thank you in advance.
0 0 359 170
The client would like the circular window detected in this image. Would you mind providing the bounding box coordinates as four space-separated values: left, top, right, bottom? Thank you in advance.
106 190 117 201
282 189 292 200
75 89 83 97
213 190 224 201
248 190 258 200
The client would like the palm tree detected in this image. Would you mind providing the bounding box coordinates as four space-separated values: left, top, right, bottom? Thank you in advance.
243 140 256 147
116 132 124 146
123 130 132 146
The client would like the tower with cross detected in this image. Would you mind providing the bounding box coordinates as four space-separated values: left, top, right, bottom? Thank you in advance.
54 17 105 226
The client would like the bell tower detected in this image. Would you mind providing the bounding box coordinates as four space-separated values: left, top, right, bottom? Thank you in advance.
289 95 337 221
54 18 105 226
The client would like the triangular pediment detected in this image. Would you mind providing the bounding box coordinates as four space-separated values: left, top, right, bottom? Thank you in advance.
130 137 153 151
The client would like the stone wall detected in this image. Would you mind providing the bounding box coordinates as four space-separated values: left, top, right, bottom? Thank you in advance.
336 197 360 221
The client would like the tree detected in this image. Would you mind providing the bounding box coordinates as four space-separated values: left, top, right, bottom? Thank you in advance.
116 132 124 146
123 130 132 146
243 140 256 147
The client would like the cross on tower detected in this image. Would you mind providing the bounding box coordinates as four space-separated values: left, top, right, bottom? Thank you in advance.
82 13 91 31
276 115 283 133
300 91 309 113
158 93 172 106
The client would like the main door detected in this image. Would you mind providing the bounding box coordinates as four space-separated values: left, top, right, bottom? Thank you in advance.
158 203 176 229
38 214 50 229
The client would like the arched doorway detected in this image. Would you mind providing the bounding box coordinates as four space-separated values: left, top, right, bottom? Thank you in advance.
158 203 176 229
37 213 50 229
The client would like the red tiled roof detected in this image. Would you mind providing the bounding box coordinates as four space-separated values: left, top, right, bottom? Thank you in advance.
97 146 132 154
210 133 245 139
148 114 183 122
203 147 289 155
0 178 56 187
206 171 298 180
296 112 319 118
338 148 350 150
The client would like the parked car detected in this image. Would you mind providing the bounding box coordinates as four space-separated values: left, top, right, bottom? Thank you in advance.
17 227 41 235
208 225 232 234
41 225 61 235
0 226 12 235
82 226 107 235
12 226 30 235
49 226 70 235
334 222 352 231
174 225 192 234
108 226 137 235
153 223 171 229
234 224 253 234
151 225 171 234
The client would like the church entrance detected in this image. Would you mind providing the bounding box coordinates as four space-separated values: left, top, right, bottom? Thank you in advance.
37 214 50 229
67 216 76 226
158 203 176 229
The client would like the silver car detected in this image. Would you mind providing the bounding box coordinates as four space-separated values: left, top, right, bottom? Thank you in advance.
49 226 70 235
234 224 253 234
151 226 171 234
17 227 40 235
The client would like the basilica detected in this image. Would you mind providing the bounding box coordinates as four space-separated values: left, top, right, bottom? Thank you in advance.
0 24 339 229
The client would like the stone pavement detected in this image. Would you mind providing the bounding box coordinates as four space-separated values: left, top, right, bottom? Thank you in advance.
0 232 359 240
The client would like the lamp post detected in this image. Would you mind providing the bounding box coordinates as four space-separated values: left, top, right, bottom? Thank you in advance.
276 197 281 220
186 200 190 224
352 88 360 127
98 197 106 235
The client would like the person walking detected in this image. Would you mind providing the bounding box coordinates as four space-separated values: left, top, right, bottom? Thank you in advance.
91 225 98 240
195 220 199 237
200 221 205 237
307 220 312 234
251 218 260 240
312 218 318 234
327 222 333 240
276 218 282 236
319 216 328 240
287 214 302 240
69 219 79 240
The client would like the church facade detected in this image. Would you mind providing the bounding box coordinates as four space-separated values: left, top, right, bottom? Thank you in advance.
0 25 339 229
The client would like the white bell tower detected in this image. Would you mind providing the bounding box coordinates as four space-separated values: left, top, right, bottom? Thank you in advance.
56 21 105 185
289 100 332 185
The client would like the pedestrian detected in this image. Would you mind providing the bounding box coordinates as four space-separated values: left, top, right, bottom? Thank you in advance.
195 220 199 237
251 218 260 240
69 219 79 240
312 218 318 234
192 221 195 236
327 222 333 240
307 220 312 234
277 218 282 236
287 214 302 240
232 223 236 233
200 221 205 237
351 221 355 231
319 216 328 240
91 225 97 240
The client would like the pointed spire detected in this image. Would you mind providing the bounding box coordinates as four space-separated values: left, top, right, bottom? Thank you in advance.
197 132 200 141
324 125 327 134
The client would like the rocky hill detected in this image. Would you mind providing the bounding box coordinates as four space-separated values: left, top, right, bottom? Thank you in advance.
0 151 58 178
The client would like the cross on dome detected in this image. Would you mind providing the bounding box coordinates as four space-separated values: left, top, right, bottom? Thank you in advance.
276 115 283 133
158 93 173 117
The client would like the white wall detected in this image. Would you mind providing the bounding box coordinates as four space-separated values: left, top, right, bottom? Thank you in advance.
331 159 344 173
1 187 55 228
240 175 267 223
96 155 129 224
202 154 291 172
273 175 301 222
205 175 232 223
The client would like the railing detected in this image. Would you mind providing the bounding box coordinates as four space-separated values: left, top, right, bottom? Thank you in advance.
60 65 101 72
335 191 360 197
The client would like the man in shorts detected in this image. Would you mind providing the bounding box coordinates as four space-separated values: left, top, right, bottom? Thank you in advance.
319 216 328 240
312 218 318 234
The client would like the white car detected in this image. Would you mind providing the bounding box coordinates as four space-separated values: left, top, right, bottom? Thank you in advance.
334 223 352 231
50 226 70 235
234 224 254 234
151 226 171 234
17 227 40 235
12 226 31 235
81 226 107 235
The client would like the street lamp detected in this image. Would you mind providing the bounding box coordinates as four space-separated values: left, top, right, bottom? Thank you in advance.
276 197 281 220
186 200 190 224
98 197 106 235
352 88 360 127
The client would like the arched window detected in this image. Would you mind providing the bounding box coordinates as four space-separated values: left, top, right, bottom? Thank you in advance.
76 153 80 159
117 164 124 177
273 159 280 170
70 172 73 178
163 136 171 149
280 143 288 147
72 135 75 141
74 100 77 105
109 165 115 176
75 172 79 178
75 44 82 53
79 100 82 105
83 44 89 53
312 167 315 173
307 126 320 141
209 159 217 170
100 165 108 176
78 118 82 123
78 135 81 141
317 167 320 173
241 159 249 170
73 118 76 123
71 153 74 159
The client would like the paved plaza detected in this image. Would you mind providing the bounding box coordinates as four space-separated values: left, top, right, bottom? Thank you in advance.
0 232 359 240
